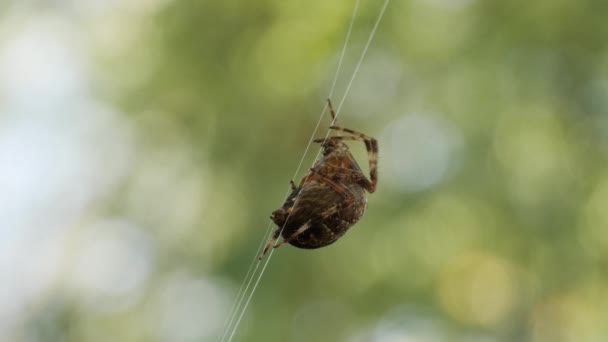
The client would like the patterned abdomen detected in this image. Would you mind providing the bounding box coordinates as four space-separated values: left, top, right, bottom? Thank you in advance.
272 180 367 249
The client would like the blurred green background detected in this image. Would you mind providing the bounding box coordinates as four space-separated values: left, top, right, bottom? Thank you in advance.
1 0 608 341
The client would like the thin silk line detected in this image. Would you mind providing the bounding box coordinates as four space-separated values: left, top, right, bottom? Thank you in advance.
218 2 361 341
329 0 360 98
317 0 392 161
216 224 271 342
225 0 390 341
285 0 361 188
336 0 390 115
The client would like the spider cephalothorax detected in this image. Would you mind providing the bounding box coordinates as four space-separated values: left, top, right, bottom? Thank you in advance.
260 99 378 259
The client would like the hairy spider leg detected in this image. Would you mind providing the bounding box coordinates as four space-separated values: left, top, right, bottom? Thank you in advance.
289 180 297 190
326 98 341 136
273 221 311 249
313 135 359 144
327 98 337 122
323 126 378 193
260 228 281 260
313 136 365 176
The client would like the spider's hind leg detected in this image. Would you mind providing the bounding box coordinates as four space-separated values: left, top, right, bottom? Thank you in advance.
259 227 281 260
273 221 311 249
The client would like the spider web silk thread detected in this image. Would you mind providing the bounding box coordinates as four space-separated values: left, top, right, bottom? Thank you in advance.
217 2 360 341
223 0 390 340
216 226 273 342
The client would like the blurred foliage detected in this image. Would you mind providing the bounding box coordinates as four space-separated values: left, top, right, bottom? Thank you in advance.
5 0 608 341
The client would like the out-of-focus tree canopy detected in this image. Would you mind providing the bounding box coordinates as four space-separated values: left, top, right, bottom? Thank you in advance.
2 0 608 341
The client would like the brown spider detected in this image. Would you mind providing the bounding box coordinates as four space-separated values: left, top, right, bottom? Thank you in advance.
259 99 378 259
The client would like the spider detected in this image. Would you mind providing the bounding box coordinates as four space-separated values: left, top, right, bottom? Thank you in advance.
259 99 378 260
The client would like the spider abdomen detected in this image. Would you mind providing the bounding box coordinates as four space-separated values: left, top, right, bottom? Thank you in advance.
271 181 367 249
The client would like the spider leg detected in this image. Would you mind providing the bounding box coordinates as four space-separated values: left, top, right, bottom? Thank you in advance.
325 126 378 193
326 98 337 123
259 227 282 260
273 221 311 249
313 135 359 143
290 180 297 190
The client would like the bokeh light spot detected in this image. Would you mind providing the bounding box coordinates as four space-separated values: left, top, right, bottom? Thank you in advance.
438 252 515 327
70 219 155 313
155 272 232 342
381 113 463 193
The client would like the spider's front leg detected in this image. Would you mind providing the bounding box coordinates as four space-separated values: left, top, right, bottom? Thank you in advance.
323 126 378 193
